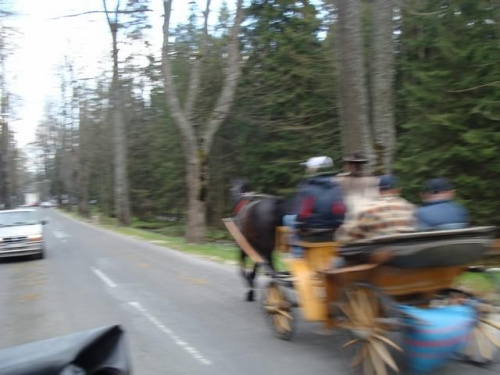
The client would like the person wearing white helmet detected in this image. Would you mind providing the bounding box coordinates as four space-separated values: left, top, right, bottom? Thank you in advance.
283 156 346 257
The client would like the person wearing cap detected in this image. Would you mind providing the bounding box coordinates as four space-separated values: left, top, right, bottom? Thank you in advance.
416 178 469 230
336 175 416 245
283 156 345 257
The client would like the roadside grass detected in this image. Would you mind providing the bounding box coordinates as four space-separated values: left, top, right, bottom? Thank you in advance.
112 224 287 270
453 271 500 296
112 225 240 263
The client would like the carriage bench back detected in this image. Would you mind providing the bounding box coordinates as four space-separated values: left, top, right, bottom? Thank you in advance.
339 226 496 268
322 227 496 323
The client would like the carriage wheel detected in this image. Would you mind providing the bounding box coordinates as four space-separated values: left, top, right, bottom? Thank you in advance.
333 283 401 375
262 281 295 340
463 300 500 363
434 288 500 364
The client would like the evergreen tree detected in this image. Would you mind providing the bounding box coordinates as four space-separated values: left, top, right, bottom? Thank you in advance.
234 0 341 195
396 0 500 226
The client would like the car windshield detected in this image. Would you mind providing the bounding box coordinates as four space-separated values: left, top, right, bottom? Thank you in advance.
0 211 38 226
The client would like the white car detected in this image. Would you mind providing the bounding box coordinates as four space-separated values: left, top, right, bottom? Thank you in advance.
0 209 46 260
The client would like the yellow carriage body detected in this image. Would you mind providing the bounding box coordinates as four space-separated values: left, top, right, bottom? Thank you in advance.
274 226 496 327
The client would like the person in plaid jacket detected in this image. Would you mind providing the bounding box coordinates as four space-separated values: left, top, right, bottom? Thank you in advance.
336 175 417 245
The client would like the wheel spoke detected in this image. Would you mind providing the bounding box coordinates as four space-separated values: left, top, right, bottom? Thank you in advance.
478 322 500 348
342 338 359 348
280 315 291 332
370 339 399 372
367 343 387 375
336 301 354 321
347 291 368 325
363 350 375 375
351 345 366 367
274 315 283 332
481 318 500 331
276 309 293 320
358 289 374 319
373 333 403 352
474 326 493 361
265 282 294 339
269 286 278 304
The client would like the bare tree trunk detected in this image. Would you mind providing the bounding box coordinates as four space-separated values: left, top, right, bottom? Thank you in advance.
371 0 395 173
0 120 11 208
335 0 374 168
162 0 243 243
77 103 90 218
104 0 131 225
112 84 131 224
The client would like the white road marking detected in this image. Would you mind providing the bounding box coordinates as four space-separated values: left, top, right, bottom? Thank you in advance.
91 268 117 288
53 230 70 239
128 301 212 366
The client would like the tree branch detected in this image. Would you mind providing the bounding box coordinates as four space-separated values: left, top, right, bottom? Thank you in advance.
162 0 197 156
185 0 211 121
449 81 500 93
203 0 244 155
114 0 121 24
102 0 113 33
50 9 152 20
392 0 447 16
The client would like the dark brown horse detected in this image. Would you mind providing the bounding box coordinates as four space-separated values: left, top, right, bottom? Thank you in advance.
231 179 288 301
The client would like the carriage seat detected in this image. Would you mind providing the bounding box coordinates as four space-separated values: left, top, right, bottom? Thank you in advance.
339 226 496 269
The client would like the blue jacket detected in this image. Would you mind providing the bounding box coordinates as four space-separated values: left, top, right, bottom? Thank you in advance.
416 199 469 230
295 174 346 230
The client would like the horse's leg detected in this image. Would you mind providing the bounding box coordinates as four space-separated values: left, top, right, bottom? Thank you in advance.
240 248 255 302
246 262 259 302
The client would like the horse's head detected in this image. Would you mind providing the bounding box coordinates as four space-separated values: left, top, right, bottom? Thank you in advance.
230 178 250 205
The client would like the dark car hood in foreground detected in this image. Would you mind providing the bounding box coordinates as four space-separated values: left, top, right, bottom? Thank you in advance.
0 325 130 375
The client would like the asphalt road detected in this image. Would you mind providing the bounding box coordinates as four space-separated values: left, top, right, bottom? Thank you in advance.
0 209 498 375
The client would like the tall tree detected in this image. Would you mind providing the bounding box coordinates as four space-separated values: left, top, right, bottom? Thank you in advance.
0 3 14 208
335 0 374 165
162 0 244 243
102 0 131 225
101 0 150 224
58 58 79 211
396 0 500 226
234 0 340 194
370 0 395 172
77 93 92 217
0 95 12 208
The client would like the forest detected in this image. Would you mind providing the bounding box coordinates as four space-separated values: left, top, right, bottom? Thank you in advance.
0 0 498 243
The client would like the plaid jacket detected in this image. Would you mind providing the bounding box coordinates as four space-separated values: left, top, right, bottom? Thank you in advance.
336 195 417 245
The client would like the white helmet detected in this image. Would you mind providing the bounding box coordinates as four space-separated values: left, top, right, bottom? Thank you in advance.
300 156 334 170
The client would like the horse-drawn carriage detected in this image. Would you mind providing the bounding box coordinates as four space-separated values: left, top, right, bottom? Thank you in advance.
224 215 500 374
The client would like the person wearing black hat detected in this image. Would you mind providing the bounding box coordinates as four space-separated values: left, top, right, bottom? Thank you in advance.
335 151 380 218
337 151 369 177
336 175 416 245
416 178 469 230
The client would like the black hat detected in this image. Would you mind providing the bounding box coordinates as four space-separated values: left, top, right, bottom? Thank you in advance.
424 178 453 194
342 151 368 163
